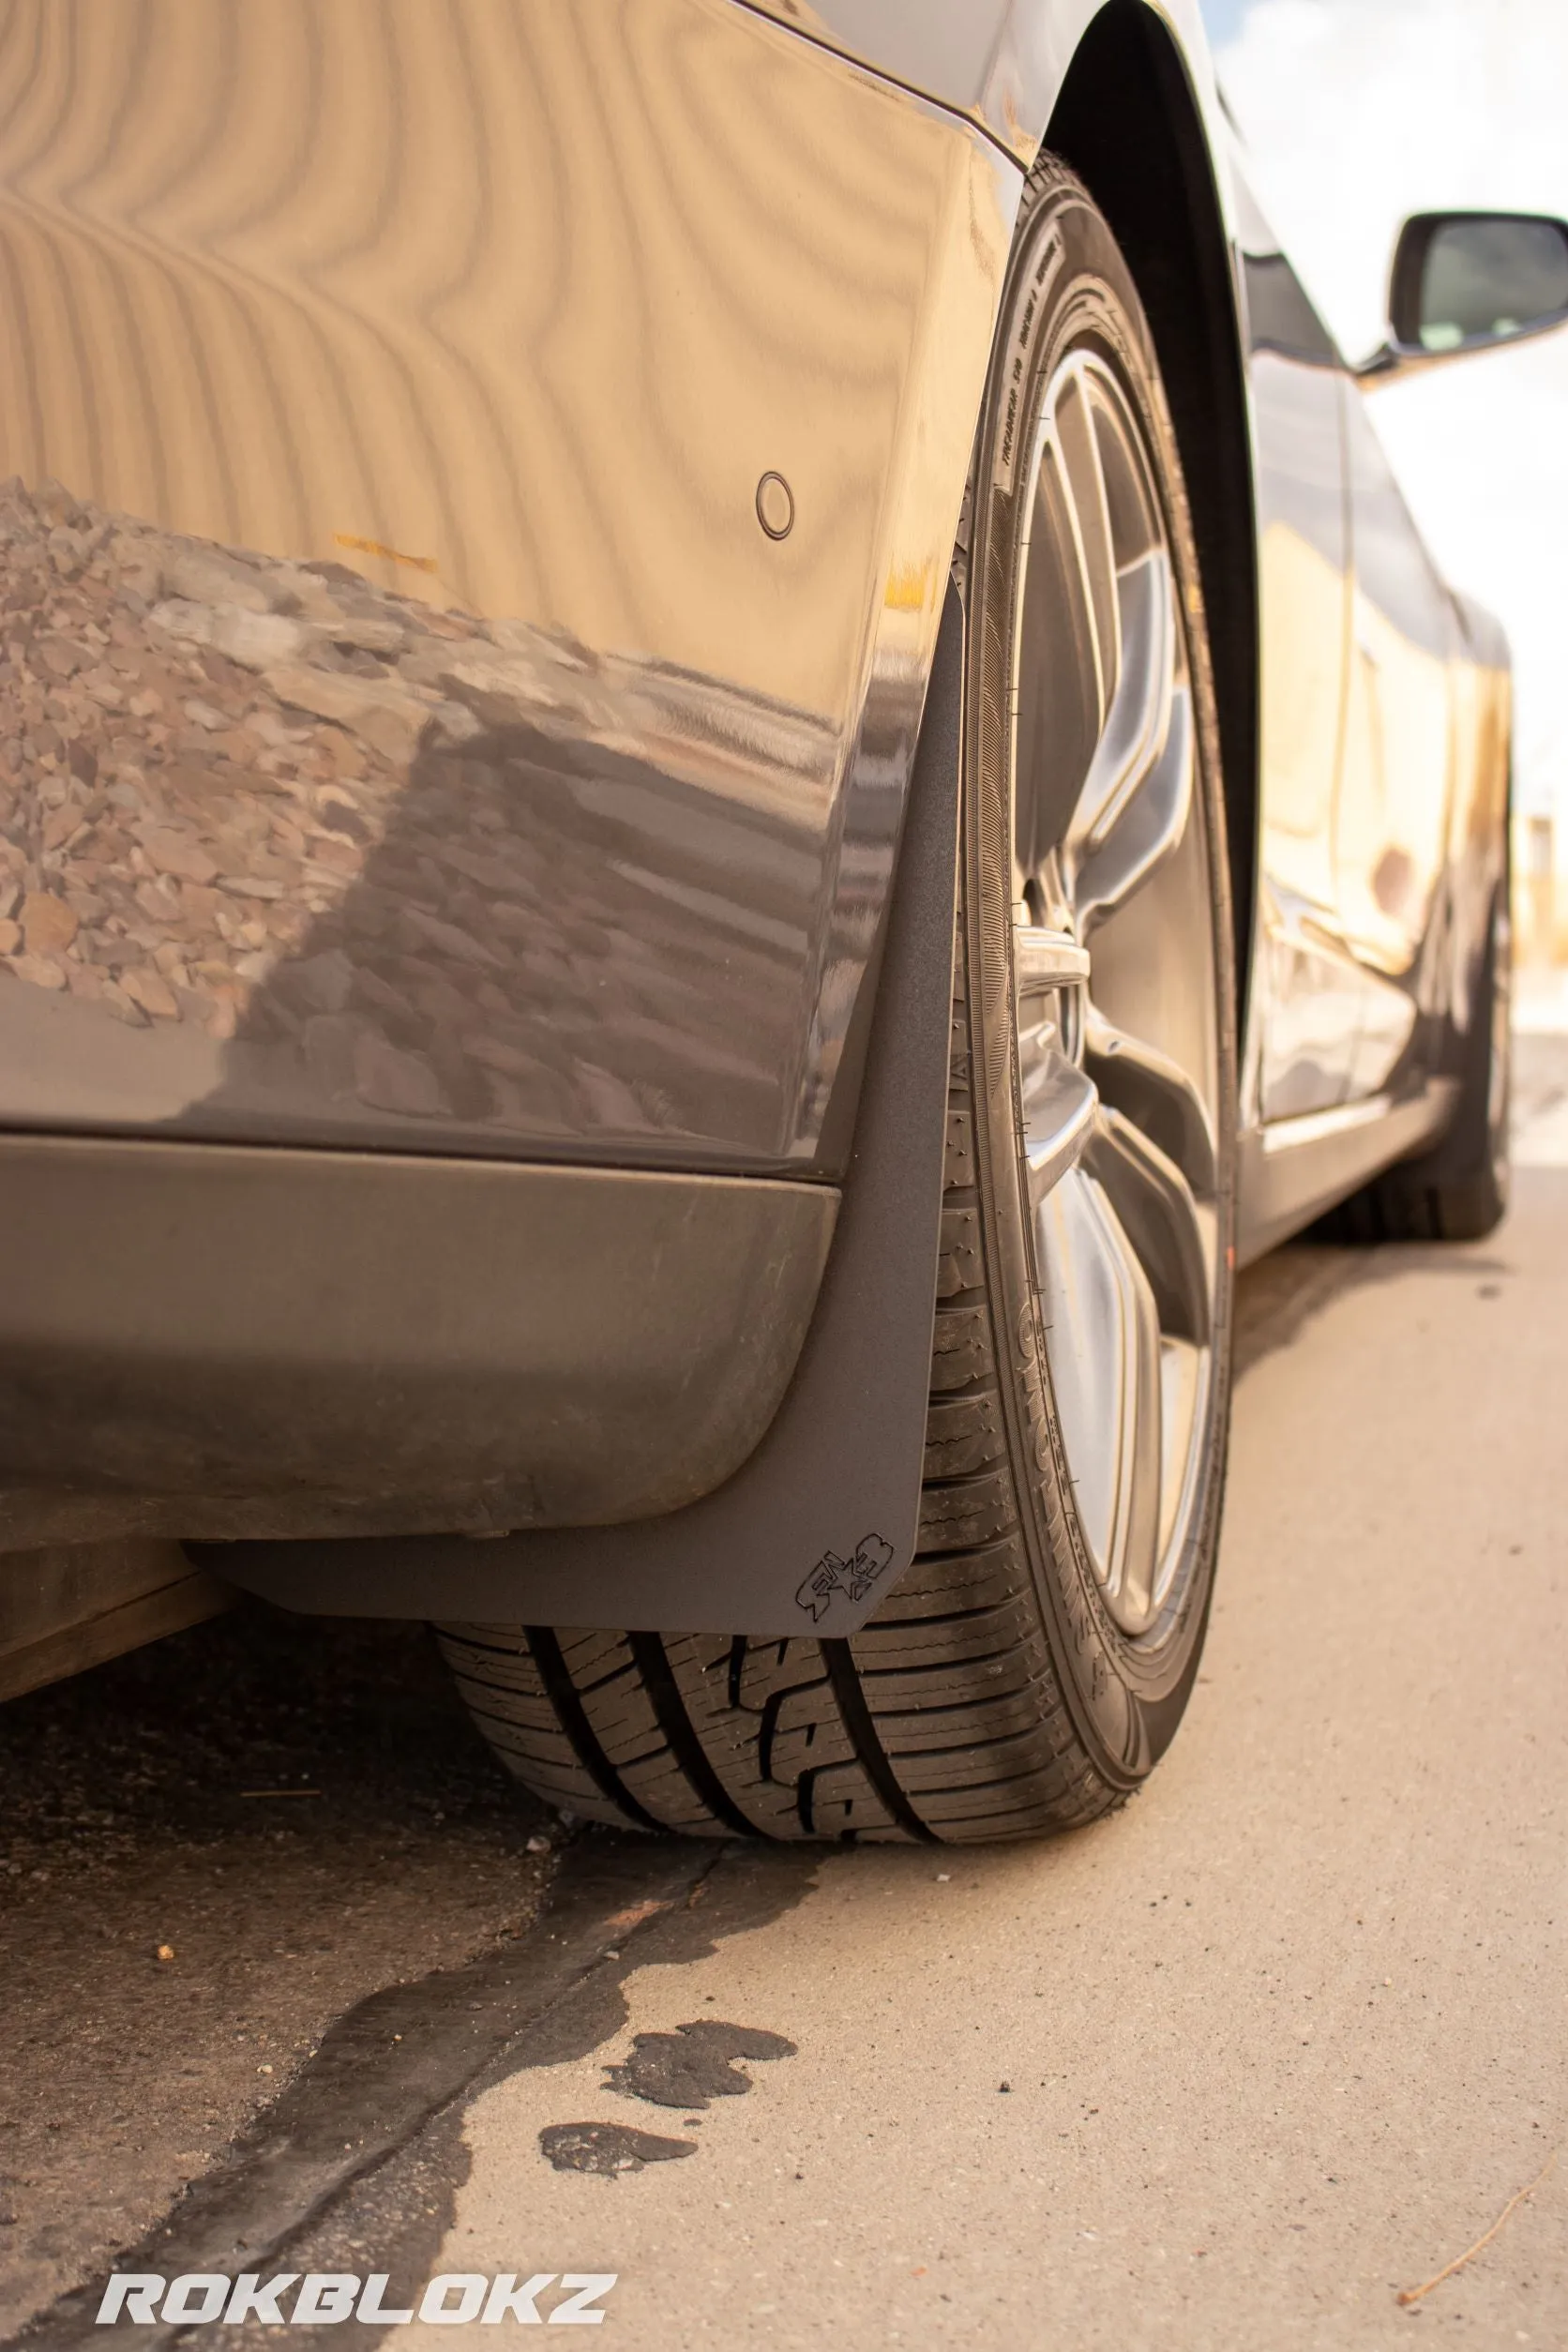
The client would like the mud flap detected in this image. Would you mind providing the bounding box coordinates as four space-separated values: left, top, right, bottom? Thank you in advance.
211 589 963 1639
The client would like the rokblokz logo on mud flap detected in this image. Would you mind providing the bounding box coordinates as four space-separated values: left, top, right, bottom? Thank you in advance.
96 2271 616 2326
794 1531 896 1621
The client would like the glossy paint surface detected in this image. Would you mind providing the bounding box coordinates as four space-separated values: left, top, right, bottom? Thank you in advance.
0 0 1014 1175
1227 143 1509 1142
1238 215 1358 1123
739 0 1217 169
0 0 1515 1225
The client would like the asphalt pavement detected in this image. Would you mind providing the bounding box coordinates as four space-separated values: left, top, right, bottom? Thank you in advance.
4 1034 1567 2347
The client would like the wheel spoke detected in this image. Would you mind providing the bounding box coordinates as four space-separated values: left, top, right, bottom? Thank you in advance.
1015 926 1092 993
1050 369 1121 724
1085 1105 1212 1347
1113 1206 1165 1634
1015 452 1109 871
1072 675 1193 935
1033 1167 1163 1625
1021 1050 1098 1203
1084 1005 1216 1196
1016 925 1095 1199
1069 551 1175 858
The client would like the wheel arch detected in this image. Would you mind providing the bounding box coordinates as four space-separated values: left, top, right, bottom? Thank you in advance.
1043 1 1261 1033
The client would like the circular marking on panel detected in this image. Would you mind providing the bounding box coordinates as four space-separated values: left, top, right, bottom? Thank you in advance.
756 472 795 540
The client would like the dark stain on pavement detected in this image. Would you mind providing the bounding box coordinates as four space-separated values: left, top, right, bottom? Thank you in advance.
13 1838 820 2347
539 2122 698 2176
604 2020 797 2109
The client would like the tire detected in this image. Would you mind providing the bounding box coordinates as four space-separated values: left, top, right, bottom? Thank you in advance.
438 162 1239 1844
1319 876 1512 1246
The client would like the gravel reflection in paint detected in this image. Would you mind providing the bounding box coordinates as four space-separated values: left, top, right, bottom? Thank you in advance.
0 478 834 1165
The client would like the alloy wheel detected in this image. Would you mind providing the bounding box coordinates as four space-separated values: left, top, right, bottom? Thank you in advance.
1009 350 1222 1638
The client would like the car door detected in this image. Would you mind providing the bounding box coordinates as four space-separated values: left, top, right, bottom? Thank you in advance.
1334 390 1459 1098
1229 165 1365 1122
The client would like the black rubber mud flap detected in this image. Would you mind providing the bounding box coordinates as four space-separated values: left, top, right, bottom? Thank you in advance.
211 590 964 1640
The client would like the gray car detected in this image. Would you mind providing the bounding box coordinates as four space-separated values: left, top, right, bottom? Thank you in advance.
1 0 1563 1842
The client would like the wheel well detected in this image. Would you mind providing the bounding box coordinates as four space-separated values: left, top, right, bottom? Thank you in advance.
1046 1 1259 1027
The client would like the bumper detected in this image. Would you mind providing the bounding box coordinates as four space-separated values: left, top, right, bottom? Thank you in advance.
0 1136 835 1545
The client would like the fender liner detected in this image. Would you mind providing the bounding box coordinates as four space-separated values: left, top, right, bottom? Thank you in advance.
206 586 963 1639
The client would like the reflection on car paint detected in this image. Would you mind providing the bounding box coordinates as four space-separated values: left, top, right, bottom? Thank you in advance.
0 0 1016 1176
0 479 839 1158
1231 157 1508 1132
0 0 1519 1206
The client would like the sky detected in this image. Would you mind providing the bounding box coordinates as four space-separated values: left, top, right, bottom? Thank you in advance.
1201 0 1568 822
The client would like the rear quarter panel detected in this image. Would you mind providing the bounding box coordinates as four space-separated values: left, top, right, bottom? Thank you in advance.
0 0 1014 1176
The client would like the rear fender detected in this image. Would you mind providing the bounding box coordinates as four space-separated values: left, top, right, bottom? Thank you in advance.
0 0 1014 1178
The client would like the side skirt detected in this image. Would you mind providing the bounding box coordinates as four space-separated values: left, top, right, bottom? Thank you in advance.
1235 1078 1460 1267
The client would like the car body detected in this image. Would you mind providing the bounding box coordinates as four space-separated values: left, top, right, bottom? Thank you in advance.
0 0 1541 1688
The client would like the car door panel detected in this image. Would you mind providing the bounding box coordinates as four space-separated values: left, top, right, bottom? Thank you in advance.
1230 167 1367 1124
1336 392 1458 990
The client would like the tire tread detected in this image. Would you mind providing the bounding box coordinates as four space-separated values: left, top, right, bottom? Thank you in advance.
440 968 1114 1843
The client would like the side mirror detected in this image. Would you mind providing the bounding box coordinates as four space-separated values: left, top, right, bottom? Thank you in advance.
1357 210 1568 386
